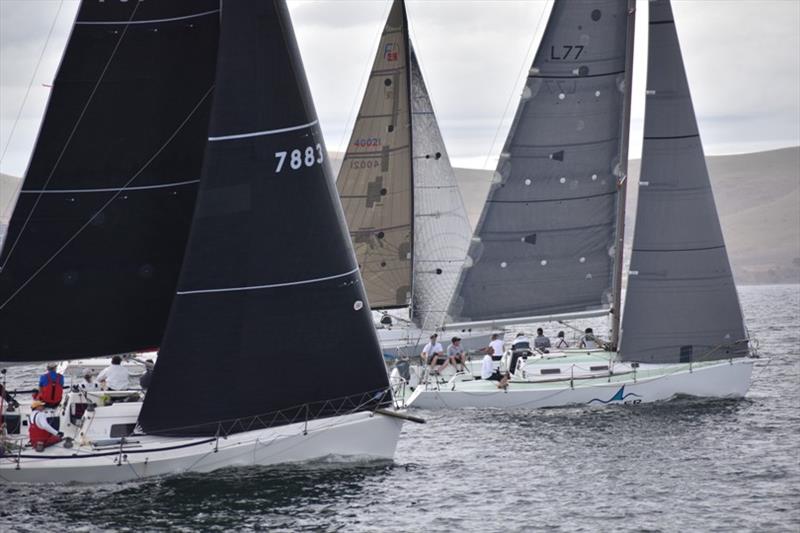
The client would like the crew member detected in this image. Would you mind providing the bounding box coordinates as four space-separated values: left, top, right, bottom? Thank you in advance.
139 360 155 391
485 334 505 361
97 355 130 391
37 363 64 408
422 334 447 374
29 400 63 451
509 333 531 375
580 328 597 350
555 331 569 349
534 328 551 352
447 337 466 372
481 351 509 389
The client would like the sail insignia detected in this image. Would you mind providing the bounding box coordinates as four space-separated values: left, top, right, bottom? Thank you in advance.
619 0 748 363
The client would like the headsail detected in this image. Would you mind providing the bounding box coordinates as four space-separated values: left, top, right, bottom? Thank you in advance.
138 0 391 437
619 0 748 363
337 0 413 310
450 0 633 322
0 1 220 362
408 45 472 331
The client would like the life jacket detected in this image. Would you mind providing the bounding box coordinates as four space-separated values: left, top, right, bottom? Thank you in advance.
38 372 63 405
29 412 54 444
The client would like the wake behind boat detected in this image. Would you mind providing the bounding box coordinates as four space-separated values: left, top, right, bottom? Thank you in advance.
0 0 409 483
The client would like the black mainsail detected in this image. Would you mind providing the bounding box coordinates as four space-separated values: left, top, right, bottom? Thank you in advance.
138 0 391 437
619 0 748 363
337 0 472 331
0 1 220 362
449 0 634 323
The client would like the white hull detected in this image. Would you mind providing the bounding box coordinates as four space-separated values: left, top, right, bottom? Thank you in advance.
405 358 754 409
0 411 403 484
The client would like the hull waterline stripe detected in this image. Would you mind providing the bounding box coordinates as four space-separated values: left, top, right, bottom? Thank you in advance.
20 179 200 194
76 9 220 26
208 120 318 142
177 267 359 295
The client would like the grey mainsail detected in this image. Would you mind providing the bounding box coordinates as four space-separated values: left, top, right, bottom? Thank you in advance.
409 45 472 331
337 0 413 310
619 0 748 363
339 0 471 330
450 0 633 322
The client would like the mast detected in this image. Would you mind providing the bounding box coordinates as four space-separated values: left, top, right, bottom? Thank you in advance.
139 0 391 437
0 0 220 362
610 0 636 350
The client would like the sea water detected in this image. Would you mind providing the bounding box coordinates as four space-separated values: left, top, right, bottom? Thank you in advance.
1 284 798 532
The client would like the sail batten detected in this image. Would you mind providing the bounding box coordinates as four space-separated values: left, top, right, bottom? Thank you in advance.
450 0 633 323
619 0 747 364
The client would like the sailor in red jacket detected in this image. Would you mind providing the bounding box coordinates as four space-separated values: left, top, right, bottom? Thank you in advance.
36 363 65 408
29 400 63 451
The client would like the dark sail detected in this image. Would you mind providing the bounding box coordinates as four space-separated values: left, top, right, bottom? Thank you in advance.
337 0 413 310
0 1 220 362
138 0 391 437
619 0 748 363
450 0 633 321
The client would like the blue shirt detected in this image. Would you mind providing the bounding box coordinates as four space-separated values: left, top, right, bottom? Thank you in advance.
39 370 64 388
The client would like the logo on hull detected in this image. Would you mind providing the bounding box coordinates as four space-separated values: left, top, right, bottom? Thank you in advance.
588 386 642 405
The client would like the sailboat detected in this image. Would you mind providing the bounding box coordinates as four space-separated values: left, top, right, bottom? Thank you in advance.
336 0 492 357
406 0 754 409
0 0 407 484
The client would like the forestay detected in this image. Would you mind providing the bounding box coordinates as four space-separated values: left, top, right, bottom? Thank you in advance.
409 45 472 331
619 0 748 363
450 0 632 321
337 0 413 310
0 0 220 362
138 1 391 437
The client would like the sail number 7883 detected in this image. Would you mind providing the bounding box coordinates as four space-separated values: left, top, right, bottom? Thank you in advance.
274 144 324 173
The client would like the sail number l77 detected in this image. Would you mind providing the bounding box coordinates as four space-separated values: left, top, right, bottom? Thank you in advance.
274 144 324 173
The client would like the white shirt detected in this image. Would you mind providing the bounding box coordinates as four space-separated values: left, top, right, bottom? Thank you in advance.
30 411 59 436
97 364 130 391
488 339 505 357
512 336 531 349
555 337 569 349
481 355 495 380
80 379 99 391
422 342 444 359
580 336 597 349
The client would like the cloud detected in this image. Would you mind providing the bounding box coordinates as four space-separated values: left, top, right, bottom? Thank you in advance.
1 0 798 176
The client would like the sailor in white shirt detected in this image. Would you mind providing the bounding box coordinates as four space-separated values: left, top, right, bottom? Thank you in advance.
579 328 598 350
97 355 130 391
487 334 505 361
422 334 446 372
481 353 508 389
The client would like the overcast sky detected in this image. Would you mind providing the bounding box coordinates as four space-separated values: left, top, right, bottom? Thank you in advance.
0 0 798 176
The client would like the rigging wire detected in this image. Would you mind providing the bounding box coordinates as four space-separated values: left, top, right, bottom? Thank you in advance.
0 85 215 312
0 1 142 273
481 0 551 171
0 0 65 171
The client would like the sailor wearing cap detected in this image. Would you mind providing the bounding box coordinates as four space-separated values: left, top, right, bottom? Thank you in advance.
447 337 466 372
422 334 446 373
29 400 63 451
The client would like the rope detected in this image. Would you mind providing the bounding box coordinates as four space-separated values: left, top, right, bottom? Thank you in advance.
0 1 65 171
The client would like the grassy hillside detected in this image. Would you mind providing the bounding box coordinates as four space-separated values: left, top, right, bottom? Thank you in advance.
453 146 800 284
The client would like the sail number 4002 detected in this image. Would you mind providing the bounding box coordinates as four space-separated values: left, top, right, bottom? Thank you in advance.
274 144 324 173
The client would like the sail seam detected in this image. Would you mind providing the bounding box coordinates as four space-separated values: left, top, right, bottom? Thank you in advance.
489 190 615 204
176 267 359 295
644 134 699 140
208 120 318 141
633 245 726 253
529 69 625 80
20 179 200 194
76 9 221 26
649 20 675 25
